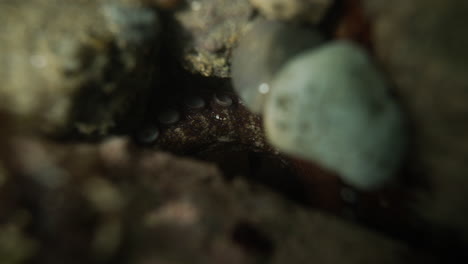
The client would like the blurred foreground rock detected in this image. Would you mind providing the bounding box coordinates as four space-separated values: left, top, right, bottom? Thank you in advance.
0 117 434 263
0 0 160 136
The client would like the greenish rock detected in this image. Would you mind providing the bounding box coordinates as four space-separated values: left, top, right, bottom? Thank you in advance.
231 19 323 113
264 41 407 190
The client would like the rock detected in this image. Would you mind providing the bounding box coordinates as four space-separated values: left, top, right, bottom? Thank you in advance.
264 41 407 190
249 0 333 24
363 0 468 242
171 0 253 77
0 133 431 264
0 0 160 136
231 19 324 113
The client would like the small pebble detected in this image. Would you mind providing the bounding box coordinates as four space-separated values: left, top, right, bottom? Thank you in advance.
184 95 205 109
213 93 233 107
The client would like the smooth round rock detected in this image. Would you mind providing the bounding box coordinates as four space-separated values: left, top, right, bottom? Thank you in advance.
264 41 407 190
231 19 324 114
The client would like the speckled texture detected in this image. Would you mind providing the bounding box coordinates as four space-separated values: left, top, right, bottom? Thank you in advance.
264 41 407 190
171 0 253 77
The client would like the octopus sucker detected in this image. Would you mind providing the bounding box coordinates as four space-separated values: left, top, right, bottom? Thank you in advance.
136 125 160 144
157 108 181 125
183 95 206 109
213 93 234 107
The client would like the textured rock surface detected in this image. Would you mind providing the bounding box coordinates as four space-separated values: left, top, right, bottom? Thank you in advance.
231 19 324 113
0 0 160 136
171 0 253 77
250 0 333 24
264 41 407 190
363 0 468 242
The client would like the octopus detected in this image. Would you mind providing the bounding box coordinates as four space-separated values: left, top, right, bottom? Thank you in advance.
105 0 419 247
129 70 413 244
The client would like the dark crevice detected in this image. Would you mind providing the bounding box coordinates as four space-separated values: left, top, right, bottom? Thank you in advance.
196 148 311 207
231 221 274 257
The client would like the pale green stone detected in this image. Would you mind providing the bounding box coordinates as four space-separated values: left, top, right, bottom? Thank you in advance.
264 41 407 190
